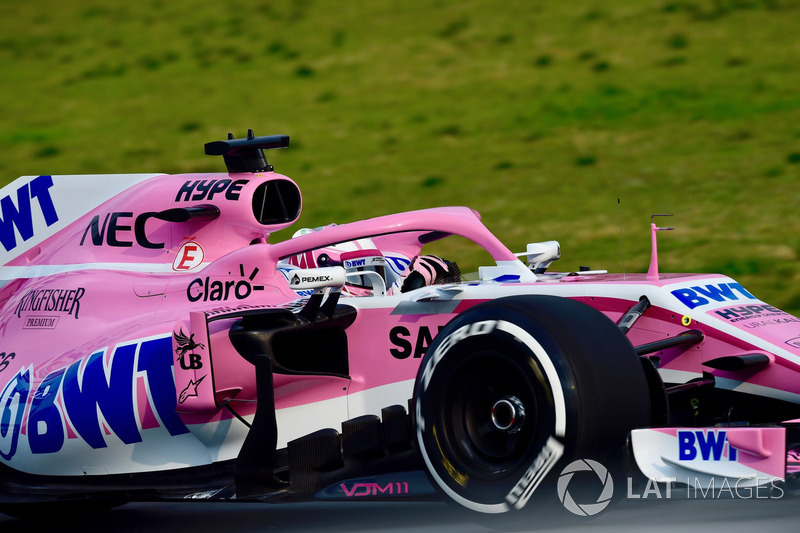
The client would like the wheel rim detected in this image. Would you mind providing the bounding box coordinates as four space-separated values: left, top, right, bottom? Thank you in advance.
440 350 549 478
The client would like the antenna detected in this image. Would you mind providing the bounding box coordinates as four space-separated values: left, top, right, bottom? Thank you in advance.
618 199 626 280
646 214 673 281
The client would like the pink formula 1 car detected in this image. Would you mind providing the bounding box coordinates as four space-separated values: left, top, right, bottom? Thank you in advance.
1 132 799 519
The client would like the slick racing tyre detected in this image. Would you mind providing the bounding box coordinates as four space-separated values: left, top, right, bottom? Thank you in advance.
413 295 651 515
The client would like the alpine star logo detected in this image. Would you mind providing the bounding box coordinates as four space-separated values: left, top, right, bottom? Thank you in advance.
179 375 206 404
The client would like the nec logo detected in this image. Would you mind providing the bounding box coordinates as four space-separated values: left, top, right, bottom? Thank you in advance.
0 175 58 252
671 282 755 310
678 430 737 461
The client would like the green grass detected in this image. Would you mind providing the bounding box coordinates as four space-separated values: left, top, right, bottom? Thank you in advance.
2 0 800 312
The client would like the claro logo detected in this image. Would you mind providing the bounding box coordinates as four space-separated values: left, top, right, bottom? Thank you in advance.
187 265 264 302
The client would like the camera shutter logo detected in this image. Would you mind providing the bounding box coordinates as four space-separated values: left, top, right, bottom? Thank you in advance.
557 459 614 516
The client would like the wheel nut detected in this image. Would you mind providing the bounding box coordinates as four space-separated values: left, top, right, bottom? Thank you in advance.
491 396 526 434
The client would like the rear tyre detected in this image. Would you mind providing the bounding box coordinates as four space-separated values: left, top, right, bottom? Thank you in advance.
413 295 651 515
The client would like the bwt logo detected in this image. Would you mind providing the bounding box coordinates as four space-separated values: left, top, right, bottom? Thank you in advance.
671 283 755 310
0 336 188 461
344 258 367 268
0 175 58 253
678 430 738 461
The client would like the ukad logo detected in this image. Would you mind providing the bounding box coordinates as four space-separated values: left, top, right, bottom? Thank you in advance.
0 336 188 460
671 282 755 310
0 175 58 253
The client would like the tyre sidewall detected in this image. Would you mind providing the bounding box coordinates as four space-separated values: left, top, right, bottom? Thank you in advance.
414 302 579 514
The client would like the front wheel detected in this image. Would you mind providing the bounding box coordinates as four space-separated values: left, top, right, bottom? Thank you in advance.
413 295 651 515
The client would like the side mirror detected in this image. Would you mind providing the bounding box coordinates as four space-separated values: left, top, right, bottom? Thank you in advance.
287 267 347 322
525 241 561 274
287 266 346 291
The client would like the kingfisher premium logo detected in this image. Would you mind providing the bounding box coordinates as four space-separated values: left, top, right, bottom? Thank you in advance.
14 287 85 322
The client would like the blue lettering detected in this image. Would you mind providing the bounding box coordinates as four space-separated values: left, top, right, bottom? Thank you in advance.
672 289 708 310
672 283 757 309
28 175 58 226
62 345 141 449
0 368 31 460
0 185 33 251
693 284 735 303
679 430 738 462
0 176 59 252
28 369 65 454
696 430 727 460
0 336 189 460
729 283 755 300
678 430 696 460
136 337 189 436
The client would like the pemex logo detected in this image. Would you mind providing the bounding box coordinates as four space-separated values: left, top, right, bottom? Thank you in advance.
557 459 614 516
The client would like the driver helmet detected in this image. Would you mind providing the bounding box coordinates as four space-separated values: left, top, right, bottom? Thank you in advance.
285 233 385 295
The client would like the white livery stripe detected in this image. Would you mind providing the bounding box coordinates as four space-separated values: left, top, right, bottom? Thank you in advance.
0 262 212 280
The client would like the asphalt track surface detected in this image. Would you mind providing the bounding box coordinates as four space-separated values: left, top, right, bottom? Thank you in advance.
1 495 797 532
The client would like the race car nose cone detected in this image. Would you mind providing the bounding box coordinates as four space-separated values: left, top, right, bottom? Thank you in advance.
491 396 526 434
